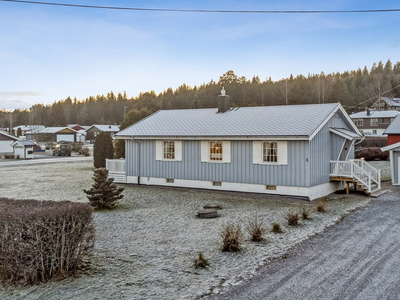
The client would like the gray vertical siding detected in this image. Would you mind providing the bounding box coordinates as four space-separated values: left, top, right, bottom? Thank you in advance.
125 111 357 188
309 111 353 186
126 139 310 187
393 151 400 184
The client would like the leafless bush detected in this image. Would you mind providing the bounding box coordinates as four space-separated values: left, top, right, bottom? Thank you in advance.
246 217 266 242
285 209 300 226
193 252 210 269
355 147 388 161
272 222 282 233
301 208 311 220
220 223 243 252
0 198 95 284
317 200 326 213
80 147 90 156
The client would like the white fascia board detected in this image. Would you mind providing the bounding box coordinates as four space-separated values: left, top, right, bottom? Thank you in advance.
309 103 361 141
329 128 361 140
125 136 309 141
381 142 400 152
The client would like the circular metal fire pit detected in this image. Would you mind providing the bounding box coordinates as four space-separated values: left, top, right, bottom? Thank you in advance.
203 204 222 210
197 209 218 219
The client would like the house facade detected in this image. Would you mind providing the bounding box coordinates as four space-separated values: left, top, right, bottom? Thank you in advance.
0 130 19 154
112 99 369 200
26 127 77 143
383 115 400 145
86 125 120 142
349 109 400 136
372 97 400 111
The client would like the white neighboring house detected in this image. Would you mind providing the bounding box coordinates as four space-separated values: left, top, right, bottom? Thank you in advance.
0 130 19 154
349 109 400 136
11 140 36 159
13 125 45 135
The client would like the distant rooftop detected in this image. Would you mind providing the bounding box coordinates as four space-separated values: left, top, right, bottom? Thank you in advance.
350 109 400 119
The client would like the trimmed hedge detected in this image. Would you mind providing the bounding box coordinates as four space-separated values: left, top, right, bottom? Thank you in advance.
0 198 95 284
359 137 387 148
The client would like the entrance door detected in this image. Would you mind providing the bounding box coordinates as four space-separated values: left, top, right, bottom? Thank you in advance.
338 139 353 161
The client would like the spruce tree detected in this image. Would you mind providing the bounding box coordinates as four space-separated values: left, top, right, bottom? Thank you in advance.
83 168 124 209
93 132 114 168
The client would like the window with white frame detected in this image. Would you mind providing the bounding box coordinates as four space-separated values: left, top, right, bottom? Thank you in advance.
263 142 277 162
354 119 363 126
372 129 377 135
370 118 378 126
163 141 175 159
201 141 231 163
209 141 223 161
253 141 287 165
156 140 182 161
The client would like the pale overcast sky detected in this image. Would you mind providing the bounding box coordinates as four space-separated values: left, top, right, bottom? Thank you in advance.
0 0 399 110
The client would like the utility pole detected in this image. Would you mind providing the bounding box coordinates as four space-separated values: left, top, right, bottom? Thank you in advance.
9 113 12 134
124 106 128 117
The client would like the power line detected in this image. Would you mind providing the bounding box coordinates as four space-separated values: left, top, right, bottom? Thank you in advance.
1 0 400 14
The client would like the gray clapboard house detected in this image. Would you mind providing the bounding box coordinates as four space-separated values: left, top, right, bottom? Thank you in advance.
109 95 381 200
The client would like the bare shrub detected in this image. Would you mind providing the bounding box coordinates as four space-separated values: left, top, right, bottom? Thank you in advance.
272 222 282 233
285 209 300 226
317 200 326 213
80 147 90 156
355 147 388 160
220 223 243 252
193 252 210 269
0 198 95 284
301 208 311 220
246 217 266 242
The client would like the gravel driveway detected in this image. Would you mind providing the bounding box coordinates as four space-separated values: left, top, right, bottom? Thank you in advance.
209 182 400 300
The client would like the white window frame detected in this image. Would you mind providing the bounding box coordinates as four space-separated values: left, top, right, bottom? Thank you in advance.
253 141 287 165
201 141 231 163
354 119 363 126
163 141 175 160
372 129 377 135
370 118 378 126
156 140 182 161
209 141 223 161
263 141 278 163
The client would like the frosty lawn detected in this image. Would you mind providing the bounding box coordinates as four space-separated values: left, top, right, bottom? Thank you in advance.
0 161 373 300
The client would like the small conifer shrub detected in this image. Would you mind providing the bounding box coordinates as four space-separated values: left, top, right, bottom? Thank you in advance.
83 168 124 209
301 208 310 220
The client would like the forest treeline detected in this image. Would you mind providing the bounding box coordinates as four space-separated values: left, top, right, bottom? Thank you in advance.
1 59 400 129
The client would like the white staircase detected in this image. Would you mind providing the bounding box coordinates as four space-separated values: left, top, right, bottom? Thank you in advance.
330 159 381 195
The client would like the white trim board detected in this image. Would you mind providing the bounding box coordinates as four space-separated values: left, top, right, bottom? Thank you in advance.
125 176 342 201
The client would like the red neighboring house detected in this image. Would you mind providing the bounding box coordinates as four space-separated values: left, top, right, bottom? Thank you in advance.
383 115 400 145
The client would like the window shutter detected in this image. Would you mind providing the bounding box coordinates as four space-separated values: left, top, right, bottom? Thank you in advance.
175 141 182 161
156 140 163 160
277 141 288 165
253 141 262 164
222 141 231 163
201 141 208 162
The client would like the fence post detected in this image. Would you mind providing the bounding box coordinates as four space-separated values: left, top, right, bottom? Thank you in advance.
378 169 381 190
368 172 372 193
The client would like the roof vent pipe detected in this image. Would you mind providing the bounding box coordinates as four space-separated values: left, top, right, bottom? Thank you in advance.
217 87 230 113
366 108 370 116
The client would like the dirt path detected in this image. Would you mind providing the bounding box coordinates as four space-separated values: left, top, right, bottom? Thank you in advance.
208 186 400 300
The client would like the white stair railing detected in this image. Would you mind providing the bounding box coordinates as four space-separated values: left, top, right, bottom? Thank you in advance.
330 160 381 193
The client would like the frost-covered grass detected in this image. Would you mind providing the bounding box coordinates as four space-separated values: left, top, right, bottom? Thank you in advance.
0 162 372 300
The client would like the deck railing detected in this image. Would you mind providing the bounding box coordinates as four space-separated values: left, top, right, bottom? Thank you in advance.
106 159 125 173
330 160 381 193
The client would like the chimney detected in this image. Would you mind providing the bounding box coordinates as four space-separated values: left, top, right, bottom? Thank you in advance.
109 125 111 129
366 108 370 116
217 87 230 113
